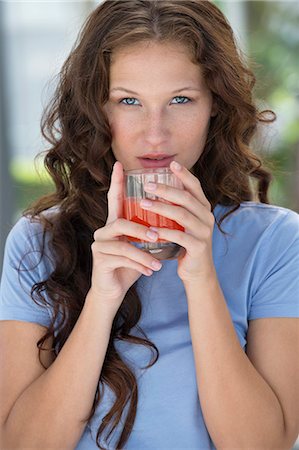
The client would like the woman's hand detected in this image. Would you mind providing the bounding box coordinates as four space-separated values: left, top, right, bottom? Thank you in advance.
140 160 216 285
88 161 163 316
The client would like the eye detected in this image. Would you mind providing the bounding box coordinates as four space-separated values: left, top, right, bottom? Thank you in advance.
171 96 191 104
120 97 140 106
118 96 192 106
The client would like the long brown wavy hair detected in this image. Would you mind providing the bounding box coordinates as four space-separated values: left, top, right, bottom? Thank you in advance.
25 1 275 448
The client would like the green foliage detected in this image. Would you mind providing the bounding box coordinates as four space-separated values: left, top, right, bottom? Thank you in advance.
11 159 54 214
218 0 299 211
249 1 299 211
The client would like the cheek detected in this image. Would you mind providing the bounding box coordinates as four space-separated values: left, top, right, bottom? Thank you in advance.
109 117 138 166
110 113 136 143
178 112 211 141
104 104 134 140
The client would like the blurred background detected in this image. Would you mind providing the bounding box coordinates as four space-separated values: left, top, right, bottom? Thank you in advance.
0 1 299 265
0 1 298 447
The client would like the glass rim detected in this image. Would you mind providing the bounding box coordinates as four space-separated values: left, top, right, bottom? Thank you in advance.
124 167 173 175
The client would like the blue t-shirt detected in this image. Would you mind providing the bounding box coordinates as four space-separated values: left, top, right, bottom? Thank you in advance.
1 202 299 449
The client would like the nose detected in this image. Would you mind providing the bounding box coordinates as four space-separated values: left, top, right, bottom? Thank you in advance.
143 109 169 148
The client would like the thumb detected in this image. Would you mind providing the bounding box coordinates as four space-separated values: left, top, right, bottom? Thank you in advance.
106 161 124 225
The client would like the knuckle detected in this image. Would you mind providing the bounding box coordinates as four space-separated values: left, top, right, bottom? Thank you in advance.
91 241 100 255
114 217 125 228
174 229 184 243
93 228 102 241
91 241 97 252
208 212 215 226
178 208 188 223
91 241 102 257
109 218 119 231
183 191 192 202
119 241 129 253
202 226 212 240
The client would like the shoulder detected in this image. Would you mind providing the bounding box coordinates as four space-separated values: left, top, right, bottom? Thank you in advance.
4 206 59 267
7 206 59 238
239 201 298 224
0 208 59 326
216 201 298 242
215 203 299 320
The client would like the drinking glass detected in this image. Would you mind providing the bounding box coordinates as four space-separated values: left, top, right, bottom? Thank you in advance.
123 167 185 260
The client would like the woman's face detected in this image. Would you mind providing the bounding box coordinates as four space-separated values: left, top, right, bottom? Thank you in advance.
104 41 216 171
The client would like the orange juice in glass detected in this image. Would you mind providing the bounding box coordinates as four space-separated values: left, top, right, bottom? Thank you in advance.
123 167 185 260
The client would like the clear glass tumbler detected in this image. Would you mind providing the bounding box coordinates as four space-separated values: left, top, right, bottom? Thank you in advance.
123 167 185 260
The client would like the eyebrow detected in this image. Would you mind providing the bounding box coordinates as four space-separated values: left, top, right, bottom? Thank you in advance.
110 87 201 95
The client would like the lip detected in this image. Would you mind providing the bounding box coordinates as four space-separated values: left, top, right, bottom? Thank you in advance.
140 153 174 159
137 154 176 168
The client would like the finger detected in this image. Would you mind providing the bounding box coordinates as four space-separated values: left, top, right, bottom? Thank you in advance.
92 240 163 272
148 225 211 253
143 184 211 226
94 253 154 277
170 160 211 210
141 199 215 233
106 161 124 225
139 199 199 230
94 218 159 243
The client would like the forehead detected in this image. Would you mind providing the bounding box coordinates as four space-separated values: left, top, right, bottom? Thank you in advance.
109 41 205 90
111 40 193 61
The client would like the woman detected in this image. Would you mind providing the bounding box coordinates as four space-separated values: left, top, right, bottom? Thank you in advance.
0 1 298 449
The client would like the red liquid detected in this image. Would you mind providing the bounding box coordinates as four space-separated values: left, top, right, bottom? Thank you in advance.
123 197 185 243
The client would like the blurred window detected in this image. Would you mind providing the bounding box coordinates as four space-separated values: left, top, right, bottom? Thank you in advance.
3 1 93 170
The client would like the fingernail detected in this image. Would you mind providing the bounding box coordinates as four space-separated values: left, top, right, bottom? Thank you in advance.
171 161 181 171
144 182 157 191
151 260 162 270
140 199 153 208
146 230 158 240
149 226 159 232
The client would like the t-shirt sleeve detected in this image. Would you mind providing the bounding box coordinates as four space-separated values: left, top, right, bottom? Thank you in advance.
0 216 53 327
249 210 299 320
